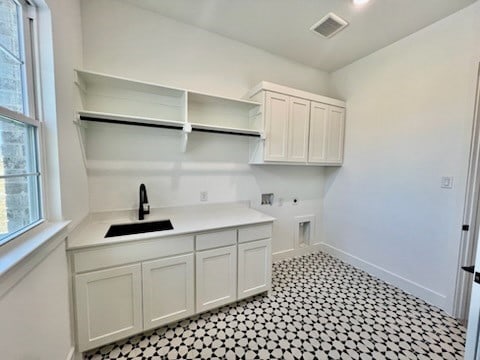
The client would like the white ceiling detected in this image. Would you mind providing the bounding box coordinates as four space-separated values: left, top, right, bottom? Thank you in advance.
123 0 477 72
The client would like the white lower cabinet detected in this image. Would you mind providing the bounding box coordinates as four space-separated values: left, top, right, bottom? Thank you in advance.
196 245 237 312
72 223 273 352
75 264 143 351
238 239 272 300
142 254 194 331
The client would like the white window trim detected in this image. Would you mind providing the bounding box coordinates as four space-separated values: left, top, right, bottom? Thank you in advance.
0 105 38 127
0 220 70 298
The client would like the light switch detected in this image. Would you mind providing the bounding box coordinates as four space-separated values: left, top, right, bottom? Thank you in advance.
441 176 454 189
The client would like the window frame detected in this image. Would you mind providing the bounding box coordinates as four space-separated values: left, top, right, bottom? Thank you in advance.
0 0 45 247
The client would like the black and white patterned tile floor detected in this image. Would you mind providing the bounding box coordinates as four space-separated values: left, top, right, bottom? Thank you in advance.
85 252 465 360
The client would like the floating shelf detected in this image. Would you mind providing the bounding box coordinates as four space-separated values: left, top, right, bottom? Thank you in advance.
189 123 262 138
75 70 186 99
74 70 263 159
188 91 261 108
78 111 185 130
77 111 262 138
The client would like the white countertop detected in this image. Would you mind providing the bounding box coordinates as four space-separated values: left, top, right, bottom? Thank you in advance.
67 202 275 250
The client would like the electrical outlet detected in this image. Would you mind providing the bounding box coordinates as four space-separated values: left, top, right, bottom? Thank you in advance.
200 191 208 202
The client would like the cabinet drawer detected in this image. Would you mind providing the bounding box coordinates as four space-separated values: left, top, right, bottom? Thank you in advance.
73 235 194 273
238 224 272 243
196 229 236 251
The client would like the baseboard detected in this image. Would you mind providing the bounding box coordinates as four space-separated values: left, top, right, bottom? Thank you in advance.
320 243 447 311
273 243 323 262
65 347 75 360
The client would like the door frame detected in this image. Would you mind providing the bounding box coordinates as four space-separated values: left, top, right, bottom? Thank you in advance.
453 62 480 321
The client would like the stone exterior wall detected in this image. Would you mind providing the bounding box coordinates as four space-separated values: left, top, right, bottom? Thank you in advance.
0 0 24 114
0 121 32 236
1 122 32 235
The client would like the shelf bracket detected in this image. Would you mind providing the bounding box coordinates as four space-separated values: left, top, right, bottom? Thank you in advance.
73 113 88 168
181 123 192 153
249 131 265 162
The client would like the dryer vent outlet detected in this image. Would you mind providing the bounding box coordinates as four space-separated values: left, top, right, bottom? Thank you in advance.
294 215 316 247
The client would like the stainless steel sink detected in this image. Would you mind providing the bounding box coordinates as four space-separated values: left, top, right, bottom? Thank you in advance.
105 220 173 238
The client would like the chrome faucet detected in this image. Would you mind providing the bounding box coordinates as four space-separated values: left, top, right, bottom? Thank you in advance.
139 183 150 220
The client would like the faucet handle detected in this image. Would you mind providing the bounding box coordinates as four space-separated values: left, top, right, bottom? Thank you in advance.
143 203 150 214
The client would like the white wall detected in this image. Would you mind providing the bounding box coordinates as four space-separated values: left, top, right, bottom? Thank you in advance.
325 2 480 313
81 0 331 98
81 0 331 255
0 243 72 360
46 0 89 226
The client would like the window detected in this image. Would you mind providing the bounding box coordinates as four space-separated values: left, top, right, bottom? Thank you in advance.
0 0 42 245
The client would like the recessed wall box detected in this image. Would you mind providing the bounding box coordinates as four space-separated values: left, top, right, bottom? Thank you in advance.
261 193 274 206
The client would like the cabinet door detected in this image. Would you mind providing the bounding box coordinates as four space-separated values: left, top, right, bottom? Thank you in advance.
142 254 194 331
326 106 345 163
75 264 142 351
196 245 237 312
308 101 329 163
238 239 272 300
264 92 289 161
287 97 310 162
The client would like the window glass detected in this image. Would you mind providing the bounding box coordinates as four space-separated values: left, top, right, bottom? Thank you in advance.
0 0 20 57
0 50 23 114
0 114 40 242
0 0 25 114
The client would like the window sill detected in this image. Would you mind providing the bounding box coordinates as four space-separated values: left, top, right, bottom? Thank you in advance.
0 220 70 298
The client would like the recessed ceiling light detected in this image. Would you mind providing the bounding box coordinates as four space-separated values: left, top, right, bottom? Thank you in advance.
353 0 370 5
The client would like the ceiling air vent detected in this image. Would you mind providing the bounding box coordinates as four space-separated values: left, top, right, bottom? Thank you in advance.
310 13 348 38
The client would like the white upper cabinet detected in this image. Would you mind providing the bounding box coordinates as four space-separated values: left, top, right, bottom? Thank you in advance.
287 97 310 162
247 81 346 166
264 92 289 161
308 101 328 163
326 106 346 164
308 102 345 164
264 93 310 162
